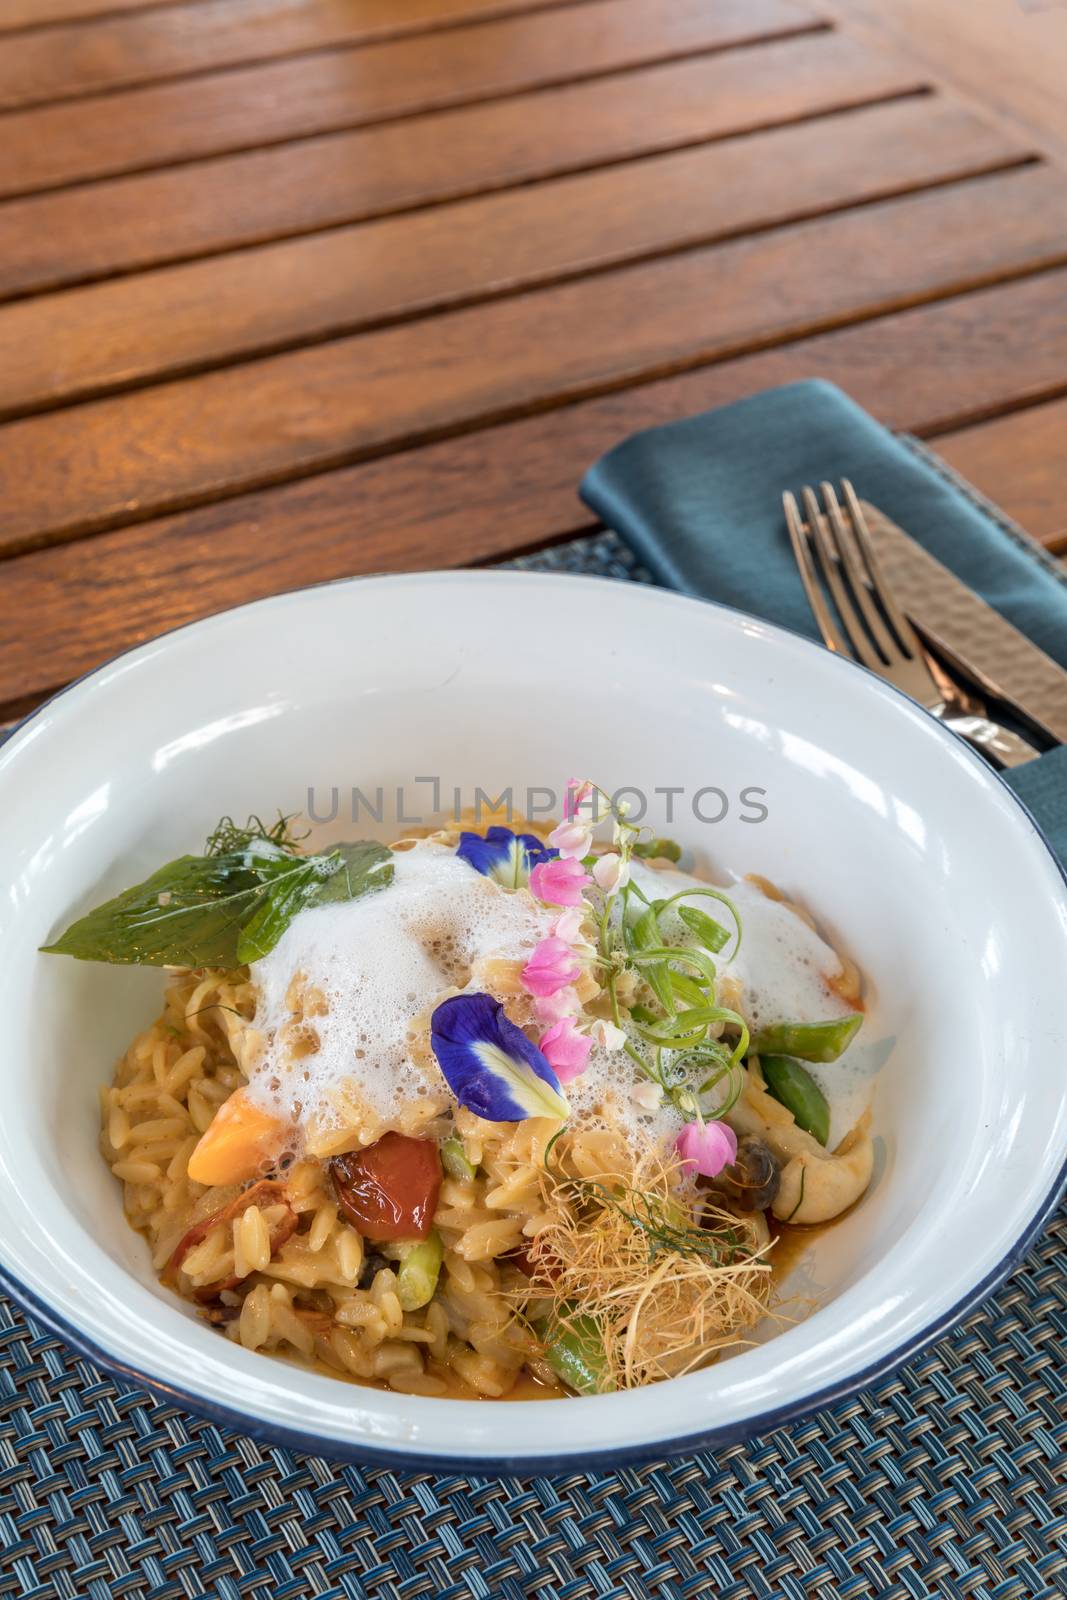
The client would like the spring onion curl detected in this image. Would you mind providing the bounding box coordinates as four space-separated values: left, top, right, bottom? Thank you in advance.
577 805 747 1122
783 1166 807 1224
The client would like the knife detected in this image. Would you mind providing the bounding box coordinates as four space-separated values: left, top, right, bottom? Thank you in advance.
860 502 1067 746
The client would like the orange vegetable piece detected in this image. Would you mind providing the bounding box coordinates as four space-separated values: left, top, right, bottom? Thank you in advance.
186 1090 285 1187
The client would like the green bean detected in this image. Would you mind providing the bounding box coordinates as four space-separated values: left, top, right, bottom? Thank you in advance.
395 1230 443 1311
632 836 682 862
441 1135 477 1181
760 1054 831 1145
751 1012 862 1063
535 1311 615 1395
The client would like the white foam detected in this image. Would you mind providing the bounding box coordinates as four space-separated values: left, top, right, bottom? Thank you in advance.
245 841 555 1137
243 845 860 1155
626 862 849 1032
565 1023 686 1148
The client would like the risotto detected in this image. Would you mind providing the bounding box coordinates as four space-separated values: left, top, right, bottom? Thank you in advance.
44 785 873 1398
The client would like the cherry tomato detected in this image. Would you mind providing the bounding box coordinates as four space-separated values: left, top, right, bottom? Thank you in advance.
331 1133 442 1241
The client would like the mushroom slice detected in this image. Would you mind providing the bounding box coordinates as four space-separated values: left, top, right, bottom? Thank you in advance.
725 1072 874 1224
772 1113 873 1225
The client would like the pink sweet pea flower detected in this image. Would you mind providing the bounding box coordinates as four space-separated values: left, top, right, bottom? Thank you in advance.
592 852 630 893
632 1080 664 1112
534 986 581 1024
588 1018 627 1051
553 906 586 944
529 856 592 907
548 818 594 859
539 1017 593 1083
522 937 580 997
563 778 594 820
675 1119 738 1178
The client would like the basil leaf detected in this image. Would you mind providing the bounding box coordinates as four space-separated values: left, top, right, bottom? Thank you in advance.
677 903 731 954
236 841 393 962
42 839 394 970
40 852 269 968
233 857 331 965
308 841 394 907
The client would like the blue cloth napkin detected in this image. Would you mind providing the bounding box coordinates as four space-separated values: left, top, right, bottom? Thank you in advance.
580 379 1067 866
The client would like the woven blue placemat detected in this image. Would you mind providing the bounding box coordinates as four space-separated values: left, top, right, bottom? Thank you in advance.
3 520 1066 1600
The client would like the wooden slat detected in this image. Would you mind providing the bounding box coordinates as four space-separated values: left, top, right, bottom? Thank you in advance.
1 166 1066 553
0 34 923 301
828 0 1067 164
0 0 198 30
0 0 605 110
3 270 1067 712
935 399 1067 549
0 99 1026 419
0 0 822 197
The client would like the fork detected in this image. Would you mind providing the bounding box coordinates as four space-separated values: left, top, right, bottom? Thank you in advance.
783 480 1039 769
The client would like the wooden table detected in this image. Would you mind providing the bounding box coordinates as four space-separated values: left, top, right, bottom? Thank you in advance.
2 0 1065 730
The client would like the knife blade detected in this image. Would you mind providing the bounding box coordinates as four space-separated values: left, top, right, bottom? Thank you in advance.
859 502 1067 746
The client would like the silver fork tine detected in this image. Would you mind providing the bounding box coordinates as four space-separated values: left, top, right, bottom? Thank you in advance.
785 481 1044 767
818 481 898 663
783 491 849 656
840 479 927 660
800 485 881 670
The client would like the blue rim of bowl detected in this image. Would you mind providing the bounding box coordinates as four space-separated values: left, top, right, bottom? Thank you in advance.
0 570 1065 1472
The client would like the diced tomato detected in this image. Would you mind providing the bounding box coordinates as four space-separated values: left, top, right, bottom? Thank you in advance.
331 1133 442 1241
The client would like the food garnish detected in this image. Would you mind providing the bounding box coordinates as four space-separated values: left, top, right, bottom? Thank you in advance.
42 813 393 967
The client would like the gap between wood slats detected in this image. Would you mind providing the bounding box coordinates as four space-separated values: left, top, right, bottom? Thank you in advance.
0 0 813 114
0 32 926 295
2 274 1067 722
0 164 1065 553
0 99 1033 421
0 16 832 202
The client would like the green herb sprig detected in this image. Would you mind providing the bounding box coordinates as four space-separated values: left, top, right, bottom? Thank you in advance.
574 1176 755 1268
204 812 308 857
41 819 393 970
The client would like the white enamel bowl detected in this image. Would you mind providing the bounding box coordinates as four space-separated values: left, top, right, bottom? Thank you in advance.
1 572 1064 1469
